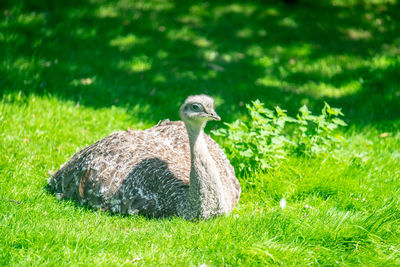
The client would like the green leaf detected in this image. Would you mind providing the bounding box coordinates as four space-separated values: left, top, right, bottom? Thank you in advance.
251 99 263 109
326 123 338 130
299 105 311 116
299 126 308 133
240 148 254 158
276 118 285 128
211 128 227 136
260 158 271 170
275 106 287 117
333 118 347 126
213 99 347 174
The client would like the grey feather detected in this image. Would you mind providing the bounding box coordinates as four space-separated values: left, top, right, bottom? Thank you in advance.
49 95 241 219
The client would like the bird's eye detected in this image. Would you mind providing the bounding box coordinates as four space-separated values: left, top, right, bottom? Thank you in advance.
191 104 202 112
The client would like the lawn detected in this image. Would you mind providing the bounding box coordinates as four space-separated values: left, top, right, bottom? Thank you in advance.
1 0 400 265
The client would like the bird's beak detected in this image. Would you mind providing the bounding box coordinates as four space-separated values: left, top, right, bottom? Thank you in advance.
210 112 221 121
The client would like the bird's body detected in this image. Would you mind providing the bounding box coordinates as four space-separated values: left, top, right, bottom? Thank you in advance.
49 95 240 219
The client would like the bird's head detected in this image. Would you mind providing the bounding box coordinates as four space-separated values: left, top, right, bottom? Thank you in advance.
179 95 220 129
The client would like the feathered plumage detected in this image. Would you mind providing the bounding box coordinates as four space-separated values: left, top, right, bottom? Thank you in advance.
49 95 240 219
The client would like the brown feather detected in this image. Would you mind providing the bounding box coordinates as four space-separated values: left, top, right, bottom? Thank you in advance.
49 121 240 217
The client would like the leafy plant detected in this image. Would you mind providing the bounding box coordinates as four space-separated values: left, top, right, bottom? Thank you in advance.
293 102 347 156
212 100 347 174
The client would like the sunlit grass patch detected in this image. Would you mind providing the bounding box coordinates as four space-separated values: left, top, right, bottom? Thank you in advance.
71 27 98 40
332 0 397 6
297 80 363 98
192 36 212 47
1 95 400 265
1 0 400 265
213 3 256 18
118 56 152 73
278 17 298 28
236 27 254 38
109 34 148 51
95 5 118 18
70 77 96 86
166 26 197 41
344 28 372 40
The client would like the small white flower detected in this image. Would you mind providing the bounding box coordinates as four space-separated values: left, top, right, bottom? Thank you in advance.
279 198 287 209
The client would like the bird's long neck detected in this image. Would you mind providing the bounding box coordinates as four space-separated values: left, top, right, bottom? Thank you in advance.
185 122 228 219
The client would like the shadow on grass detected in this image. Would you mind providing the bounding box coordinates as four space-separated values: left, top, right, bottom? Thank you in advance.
1 0 399 125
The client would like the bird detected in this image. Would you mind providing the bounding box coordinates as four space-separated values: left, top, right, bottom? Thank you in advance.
48 95 241 219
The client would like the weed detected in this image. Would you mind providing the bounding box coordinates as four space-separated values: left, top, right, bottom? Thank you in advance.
213 100 347 174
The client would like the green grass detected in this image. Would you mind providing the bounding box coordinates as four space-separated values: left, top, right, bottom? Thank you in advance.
1 0 400 265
